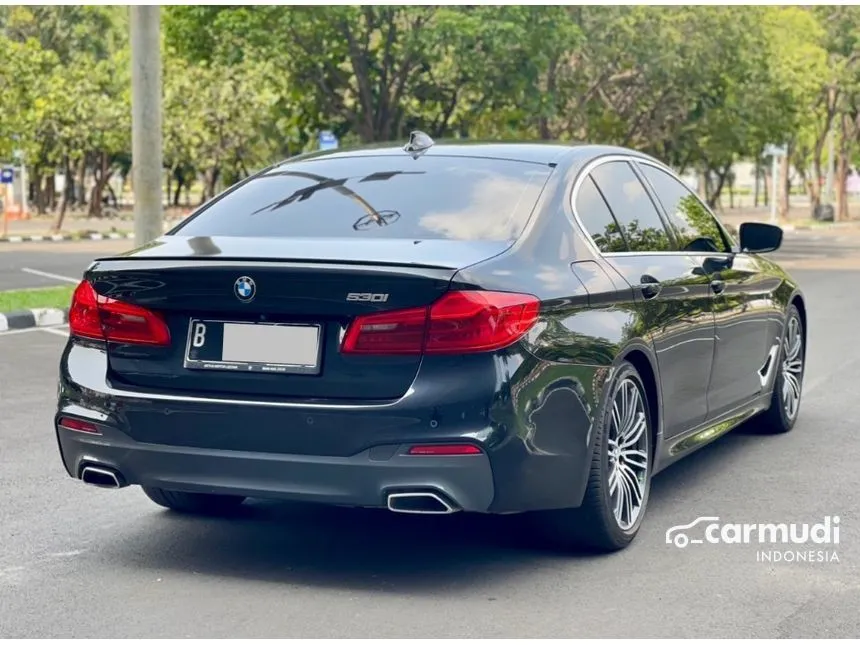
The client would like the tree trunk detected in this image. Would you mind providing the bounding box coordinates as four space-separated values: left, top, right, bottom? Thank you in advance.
32 170 46 215
88 152 112 218
539 55 559 140
53 156 72 232
173 171 183 206
754 161 760 208
706 164 732 209
76 156 87 207
778 153 791 221
697 170 708 202
835 151 849 222
204 167 220 202
45 174 56 212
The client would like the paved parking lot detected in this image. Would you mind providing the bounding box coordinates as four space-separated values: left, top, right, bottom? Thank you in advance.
2 235 860 637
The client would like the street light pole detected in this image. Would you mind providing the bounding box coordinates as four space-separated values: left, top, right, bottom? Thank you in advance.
130 6 163 245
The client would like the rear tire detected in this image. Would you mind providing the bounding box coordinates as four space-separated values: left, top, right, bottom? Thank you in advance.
143 487 246 515
754 304 804 434
536 361 653 552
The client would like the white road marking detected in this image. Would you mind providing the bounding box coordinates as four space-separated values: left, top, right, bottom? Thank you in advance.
21 267 79 284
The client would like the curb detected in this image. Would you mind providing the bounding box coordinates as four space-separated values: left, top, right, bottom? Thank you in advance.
0 307 68 332
0 232 134 244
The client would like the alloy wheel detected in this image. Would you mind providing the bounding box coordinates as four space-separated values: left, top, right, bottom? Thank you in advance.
781 316 804 420
607 378 649 531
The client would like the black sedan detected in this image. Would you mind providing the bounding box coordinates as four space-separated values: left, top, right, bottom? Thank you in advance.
56 136 805 552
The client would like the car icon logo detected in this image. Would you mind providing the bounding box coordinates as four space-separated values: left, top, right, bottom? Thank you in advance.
234 276 256 303
666 516 720 548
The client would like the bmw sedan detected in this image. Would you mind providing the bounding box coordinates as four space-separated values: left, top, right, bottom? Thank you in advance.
55 137 805 552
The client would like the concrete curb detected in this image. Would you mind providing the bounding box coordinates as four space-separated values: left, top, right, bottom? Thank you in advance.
0 232 134 244
0 307 68 332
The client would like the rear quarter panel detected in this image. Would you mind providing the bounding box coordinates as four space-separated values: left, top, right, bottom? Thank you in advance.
451 171 658 511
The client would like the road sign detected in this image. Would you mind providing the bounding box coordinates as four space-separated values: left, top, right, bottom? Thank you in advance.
0 168 13 184
319 130 338 151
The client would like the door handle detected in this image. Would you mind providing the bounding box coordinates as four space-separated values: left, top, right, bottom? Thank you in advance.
710 279 726 294
637 274 662 300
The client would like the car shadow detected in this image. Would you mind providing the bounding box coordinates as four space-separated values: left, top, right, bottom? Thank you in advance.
105 420 777 592
106 499 588 593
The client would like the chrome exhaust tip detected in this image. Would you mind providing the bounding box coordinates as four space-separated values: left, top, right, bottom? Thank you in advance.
80 465 124 489
386 491 459 515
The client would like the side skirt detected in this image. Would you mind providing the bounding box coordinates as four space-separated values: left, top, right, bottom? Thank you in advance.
653 392 772 474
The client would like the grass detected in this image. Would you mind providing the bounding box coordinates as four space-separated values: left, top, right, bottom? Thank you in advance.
0 285 75 313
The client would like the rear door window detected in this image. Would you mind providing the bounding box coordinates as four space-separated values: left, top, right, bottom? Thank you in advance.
590 161 673 252
174 155 553 242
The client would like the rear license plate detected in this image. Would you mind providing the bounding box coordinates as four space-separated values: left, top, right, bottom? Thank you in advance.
183 319 322 375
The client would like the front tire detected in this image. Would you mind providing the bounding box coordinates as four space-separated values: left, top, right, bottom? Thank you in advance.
755 304 805 434
143 487 246 515
536 361 653 552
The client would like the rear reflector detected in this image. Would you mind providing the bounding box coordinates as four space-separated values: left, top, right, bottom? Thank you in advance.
342 290 539 355
69 280 171 346
58 417 99 434
407 444 482 456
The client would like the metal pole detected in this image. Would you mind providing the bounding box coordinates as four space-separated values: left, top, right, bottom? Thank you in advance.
130 6 163 245
770 153 778 224
825 125 835 204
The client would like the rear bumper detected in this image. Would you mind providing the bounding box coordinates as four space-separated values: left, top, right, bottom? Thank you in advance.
57 341 600 513
57 424 495 511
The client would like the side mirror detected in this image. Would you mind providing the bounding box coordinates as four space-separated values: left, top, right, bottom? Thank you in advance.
739 222 782 254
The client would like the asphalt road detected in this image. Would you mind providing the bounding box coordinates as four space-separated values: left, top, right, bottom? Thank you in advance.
0 240 131 291
1 236 860 637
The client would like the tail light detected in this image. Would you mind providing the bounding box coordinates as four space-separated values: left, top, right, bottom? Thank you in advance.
341 290 539 355
69 280 171 346
58 416 100 434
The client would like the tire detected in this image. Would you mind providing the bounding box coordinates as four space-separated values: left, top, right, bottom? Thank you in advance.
755 304 805 434
536 361 653 552
143 486 246 515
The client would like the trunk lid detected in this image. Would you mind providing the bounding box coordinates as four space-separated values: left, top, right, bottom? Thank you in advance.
87 236 509 401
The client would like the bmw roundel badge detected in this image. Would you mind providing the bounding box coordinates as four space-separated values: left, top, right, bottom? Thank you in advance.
234 276 256 303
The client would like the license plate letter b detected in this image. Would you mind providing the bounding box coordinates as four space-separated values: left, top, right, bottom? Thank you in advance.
192 322 207 348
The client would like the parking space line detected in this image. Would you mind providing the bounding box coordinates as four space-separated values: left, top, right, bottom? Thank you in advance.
21 267 80 284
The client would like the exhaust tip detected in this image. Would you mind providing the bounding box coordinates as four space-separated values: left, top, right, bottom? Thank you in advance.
80 465 124 489
386 491 459 515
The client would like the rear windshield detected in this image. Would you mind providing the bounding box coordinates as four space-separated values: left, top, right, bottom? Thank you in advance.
173 155 553 241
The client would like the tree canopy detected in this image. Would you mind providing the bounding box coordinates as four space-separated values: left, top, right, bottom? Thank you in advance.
1 5 859 223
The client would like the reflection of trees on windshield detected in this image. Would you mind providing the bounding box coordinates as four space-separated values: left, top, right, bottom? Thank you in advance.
592 219 673 253
250 170 425 229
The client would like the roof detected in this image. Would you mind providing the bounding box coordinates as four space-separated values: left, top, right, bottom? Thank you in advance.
270 140 665 176
277 140 589 167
